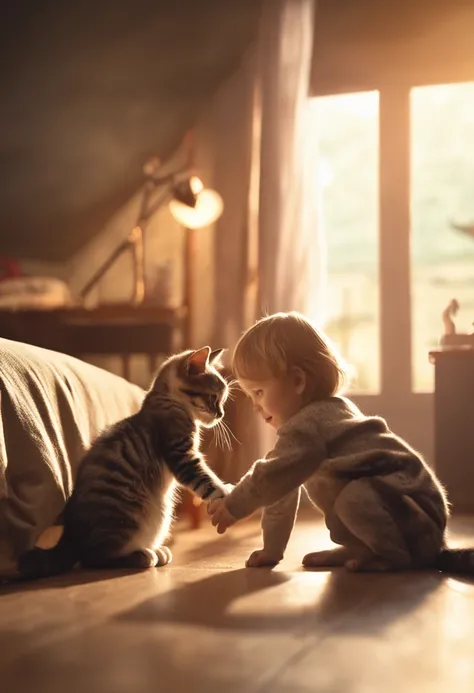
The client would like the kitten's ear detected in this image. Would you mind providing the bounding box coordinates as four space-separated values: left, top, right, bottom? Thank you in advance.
186 346 211 376
209 348 226 368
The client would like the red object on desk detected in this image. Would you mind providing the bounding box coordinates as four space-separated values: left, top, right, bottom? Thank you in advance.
0 256 22 281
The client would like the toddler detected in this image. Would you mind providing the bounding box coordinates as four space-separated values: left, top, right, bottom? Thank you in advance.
209 311 473 573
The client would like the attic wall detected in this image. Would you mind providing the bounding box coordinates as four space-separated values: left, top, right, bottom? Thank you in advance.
67 187 185 309
0 1 261 261
60 52 255 386
19 259 69 281
65 172 208 387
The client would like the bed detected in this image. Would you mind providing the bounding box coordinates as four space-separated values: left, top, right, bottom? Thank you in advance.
0 338 144 578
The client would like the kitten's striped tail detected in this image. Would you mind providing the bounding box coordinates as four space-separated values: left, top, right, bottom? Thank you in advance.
402 495 474 573
18 533 77 580
435 548 474 574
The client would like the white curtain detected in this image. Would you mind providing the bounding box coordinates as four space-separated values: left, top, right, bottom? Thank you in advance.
256 0 324 321
206 0 323 474
247 0 323 455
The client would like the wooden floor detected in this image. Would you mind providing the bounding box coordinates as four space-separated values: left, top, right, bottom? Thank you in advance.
1 514 474 693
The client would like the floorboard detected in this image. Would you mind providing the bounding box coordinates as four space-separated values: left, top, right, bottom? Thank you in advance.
1 514 474 693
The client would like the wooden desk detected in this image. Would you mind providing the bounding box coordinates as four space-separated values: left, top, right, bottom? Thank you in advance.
0 302 208 529
430 347 474 513
0 303 187 381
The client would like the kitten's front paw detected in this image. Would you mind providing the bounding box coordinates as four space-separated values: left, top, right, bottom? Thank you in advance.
155 546 173 567
208 483 235 504
245 549 282 568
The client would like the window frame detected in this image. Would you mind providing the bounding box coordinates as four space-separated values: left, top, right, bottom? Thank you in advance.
351 86 430 459
312 11 474 459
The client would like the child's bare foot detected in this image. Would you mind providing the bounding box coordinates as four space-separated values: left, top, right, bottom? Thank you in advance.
246 549 282 568
303 547 349 568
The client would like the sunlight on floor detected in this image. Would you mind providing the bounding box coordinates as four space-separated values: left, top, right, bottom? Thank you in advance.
228 570 330 616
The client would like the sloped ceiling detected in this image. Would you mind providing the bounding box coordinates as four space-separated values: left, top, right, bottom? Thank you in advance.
312 0 474 95
0 0 261 261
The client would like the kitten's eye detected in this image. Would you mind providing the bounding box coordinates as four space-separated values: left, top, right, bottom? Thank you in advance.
254 390 263 397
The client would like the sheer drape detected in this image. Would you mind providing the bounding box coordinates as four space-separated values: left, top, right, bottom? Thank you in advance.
257 0 322 320
209 0 323 473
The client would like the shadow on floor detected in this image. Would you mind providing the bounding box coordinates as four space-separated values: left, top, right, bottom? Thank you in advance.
0 566 140 593
181 526 262 561
115 565 447 635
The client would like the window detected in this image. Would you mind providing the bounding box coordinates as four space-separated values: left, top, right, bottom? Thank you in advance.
316 82 474 398
411 82 474 392
315 91 380 394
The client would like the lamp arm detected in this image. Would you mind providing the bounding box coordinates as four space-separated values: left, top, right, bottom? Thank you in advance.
143 187 172 221
77 138 199 304
79 236 133 301
78 183 172 302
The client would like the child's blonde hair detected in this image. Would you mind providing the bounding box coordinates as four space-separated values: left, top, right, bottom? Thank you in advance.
232 312 348 400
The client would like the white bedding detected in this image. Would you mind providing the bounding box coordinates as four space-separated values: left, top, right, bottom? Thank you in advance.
0 338 144 577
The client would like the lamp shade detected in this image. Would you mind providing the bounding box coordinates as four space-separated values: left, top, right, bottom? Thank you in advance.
172 176 204 208
169 187 223 229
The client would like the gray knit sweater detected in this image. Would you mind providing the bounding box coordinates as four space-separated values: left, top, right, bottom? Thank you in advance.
225 396 443 558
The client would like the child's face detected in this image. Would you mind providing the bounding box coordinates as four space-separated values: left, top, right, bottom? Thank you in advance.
239 370 306 430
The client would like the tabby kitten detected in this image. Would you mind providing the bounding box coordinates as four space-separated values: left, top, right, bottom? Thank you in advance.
18 346 230 580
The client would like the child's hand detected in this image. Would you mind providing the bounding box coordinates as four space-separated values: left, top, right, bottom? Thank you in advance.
208 498 237 534
245 549 282 568
207 496 223 515
206 483 234 515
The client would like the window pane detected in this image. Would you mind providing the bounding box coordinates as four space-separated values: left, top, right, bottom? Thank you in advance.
315 91 380 394
411 82 474 392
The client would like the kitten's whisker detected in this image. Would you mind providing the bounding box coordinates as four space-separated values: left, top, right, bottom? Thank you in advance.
222 420 241 446
218 422 229 451
216 421 232 450
225 379 241 402
216 424 224 450
227 379 240 391
219 424 230 451
224 422 234 450
216 419 227 446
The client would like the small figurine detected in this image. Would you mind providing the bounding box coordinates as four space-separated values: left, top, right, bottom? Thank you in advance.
442 298 459 336
440 298 474 347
